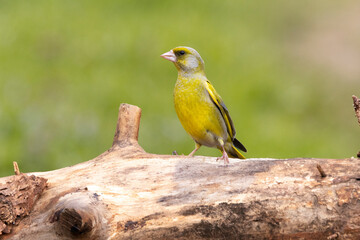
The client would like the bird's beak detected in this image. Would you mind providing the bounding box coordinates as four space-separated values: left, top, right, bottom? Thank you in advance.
160 50 176 62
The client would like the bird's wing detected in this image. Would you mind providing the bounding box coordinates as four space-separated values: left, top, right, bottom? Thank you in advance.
204 80 236 139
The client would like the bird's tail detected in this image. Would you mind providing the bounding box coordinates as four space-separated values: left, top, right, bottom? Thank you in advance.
226 138 247 159
233 138 247 152
227 145 246 159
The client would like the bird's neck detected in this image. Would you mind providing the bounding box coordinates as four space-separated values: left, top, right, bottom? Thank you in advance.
177 70 206 80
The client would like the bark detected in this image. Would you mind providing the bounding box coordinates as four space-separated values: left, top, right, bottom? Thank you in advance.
0 173 47 235
353 95 360 126
0 103 359 240
352 95 360 158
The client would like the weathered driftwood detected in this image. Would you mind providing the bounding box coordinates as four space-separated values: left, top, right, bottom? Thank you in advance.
0 103 360 240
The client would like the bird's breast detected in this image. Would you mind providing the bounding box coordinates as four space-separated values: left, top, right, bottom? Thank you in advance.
173 77 227 147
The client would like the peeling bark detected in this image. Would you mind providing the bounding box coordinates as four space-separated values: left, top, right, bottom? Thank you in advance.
352 95 360 159
0 173 47 235
352 95 360 125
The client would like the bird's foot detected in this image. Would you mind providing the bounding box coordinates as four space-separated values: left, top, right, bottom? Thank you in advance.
216 151 230 164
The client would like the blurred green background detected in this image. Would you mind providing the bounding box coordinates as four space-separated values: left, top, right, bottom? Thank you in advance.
1 0 359 177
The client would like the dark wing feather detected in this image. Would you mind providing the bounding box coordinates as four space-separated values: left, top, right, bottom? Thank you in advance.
205 80 236 139
233 138 247 152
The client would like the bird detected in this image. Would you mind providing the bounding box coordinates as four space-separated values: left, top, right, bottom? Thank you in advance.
160 46 247 163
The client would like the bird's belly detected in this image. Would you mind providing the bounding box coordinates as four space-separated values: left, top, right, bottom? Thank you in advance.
174 86 227 147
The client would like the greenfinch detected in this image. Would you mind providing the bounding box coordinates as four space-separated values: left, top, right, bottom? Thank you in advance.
161 46 247 163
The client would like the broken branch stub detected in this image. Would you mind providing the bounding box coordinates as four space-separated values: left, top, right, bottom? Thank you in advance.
110 103 145 156
352 95 360 158
352 95 360 125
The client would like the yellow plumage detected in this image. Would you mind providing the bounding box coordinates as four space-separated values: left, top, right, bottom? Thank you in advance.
161 46 247 163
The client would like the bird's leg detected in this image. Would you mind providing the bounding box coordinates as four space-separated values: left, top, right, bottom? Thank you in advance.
222 148 230 164
188 142 201 157
216 139 229 164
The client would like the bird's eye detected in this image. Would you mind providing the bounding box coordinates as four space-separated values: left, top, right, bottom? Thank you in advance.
179 50 185 55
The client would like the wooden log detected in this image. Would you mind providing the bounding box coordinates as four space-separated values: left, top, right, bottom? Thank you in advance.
0 103 359 240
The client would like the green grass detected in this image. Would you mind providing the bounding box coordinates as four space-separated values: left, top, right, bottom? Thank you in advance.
0 0 359 176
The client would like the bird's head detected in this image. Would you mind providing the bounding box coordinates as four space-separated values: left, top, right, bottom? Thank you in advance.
161 46 205 74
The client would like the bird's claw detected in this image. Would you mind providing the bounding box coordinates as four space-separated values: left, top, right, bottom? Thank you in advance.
217 151 230 164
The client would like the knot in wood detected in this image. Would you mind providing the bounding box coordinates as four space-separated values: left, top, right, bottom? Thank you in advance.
0 198 14 224
54 208 93 235
51 191 107 239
